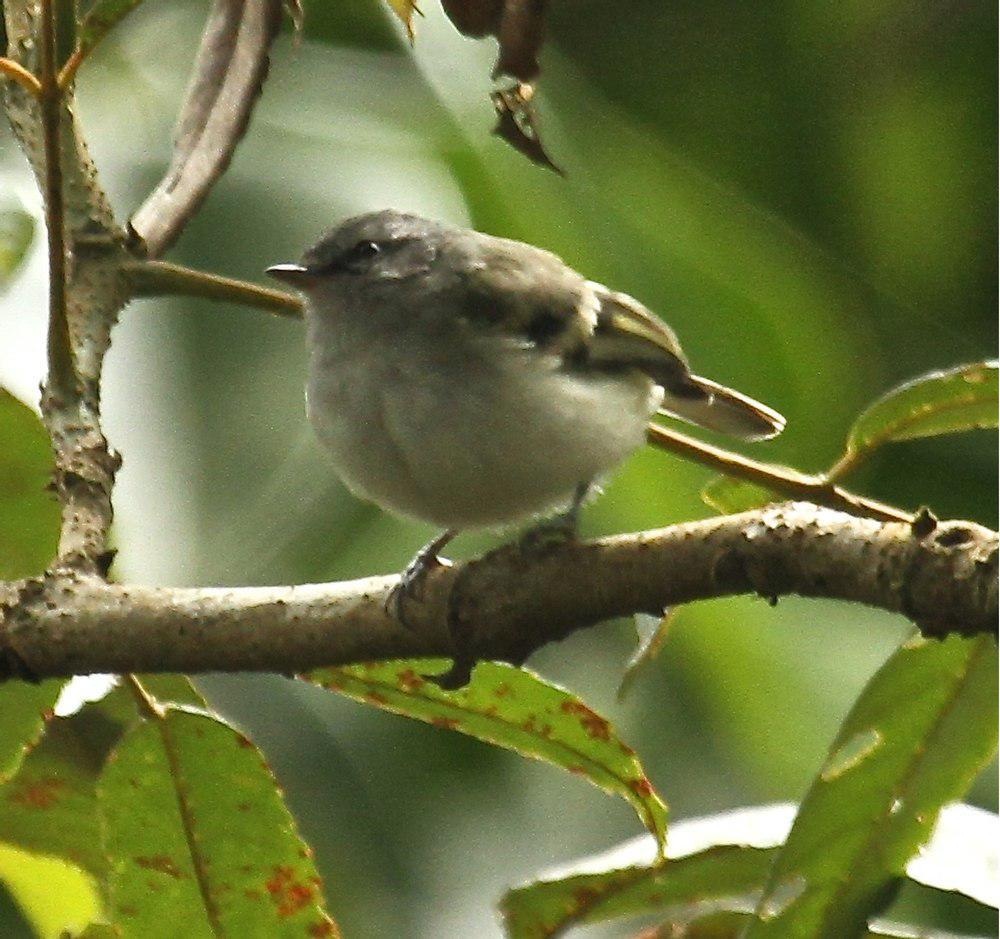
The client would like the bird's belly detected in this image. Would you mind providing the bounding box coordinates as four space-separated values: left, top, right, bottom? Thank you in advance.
307 344 661 529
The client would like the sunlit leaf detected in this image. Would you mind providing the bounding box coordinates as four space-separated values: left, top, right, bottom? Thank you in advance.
0 688 136 876
308 660 667 849
99 707 340 938
834 361 998 476
700 476 778 516
73 0 148 71
0 388 60 579
744 636 998 937
0 679 64 783
0 196 33 289
0 842 101 939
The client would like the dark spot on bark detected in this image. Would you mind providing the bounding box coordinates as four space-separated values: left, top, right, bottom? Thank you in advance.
935 526 974 548
96 549 117 578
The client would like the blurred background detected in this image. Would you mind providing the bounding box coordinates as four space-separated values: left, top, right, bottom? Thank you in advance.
0 0 996 935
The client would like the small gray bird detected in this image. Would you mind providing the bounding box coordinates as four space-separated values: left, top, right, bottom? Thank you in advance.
268 209 784 614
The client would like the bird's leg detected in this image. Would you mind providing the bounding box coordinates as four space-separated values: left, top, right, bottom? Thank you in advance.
387 528 457 626
519 480 592 553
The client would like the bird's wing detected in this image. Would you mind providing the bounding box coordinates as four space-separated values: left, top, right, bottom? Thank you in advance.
587 284 785 441
455 237 597 357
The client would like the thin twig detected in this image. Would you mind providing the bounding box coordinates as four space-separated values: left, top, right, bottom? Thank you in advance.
38 0 77 401
645 423 913 524
127 260 303 318
0 56 42 95
57 48 85 90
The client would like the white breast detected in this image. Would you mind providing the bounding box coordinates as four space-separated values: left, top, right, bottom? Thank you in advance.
305 314 661 529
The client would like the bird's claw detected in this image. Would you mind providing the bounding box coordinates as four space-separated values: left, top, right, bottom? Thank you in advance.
386 529 456 630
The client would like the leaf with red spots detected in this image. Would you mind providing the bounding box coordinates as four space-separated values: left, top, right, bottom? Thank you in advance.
0 679 64 783
501 844 775 938
307 660 667 850
98 707 340 937
0 688 134 876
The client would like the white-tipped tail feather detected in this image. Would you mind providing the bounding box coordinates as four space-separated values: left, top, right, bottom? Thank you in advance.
660 374 785 441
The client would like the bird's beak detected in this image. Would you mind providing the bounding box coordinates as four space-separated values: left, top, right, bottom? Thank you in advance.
266 263 314 287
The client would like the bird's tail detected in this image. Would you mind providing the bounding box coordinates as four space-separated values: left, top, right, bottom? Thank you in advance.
659 374 785 441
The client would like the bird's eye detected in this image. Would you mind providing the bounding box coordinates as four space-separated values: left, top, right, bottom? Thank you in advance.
345 240 380 265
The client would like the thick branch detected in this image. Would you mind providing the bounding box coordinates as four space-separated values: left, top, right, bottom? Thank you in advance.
1 503 995 680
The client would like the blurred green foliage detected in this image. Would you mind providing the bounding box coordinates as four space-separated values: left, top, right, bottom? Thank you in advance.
0 0 996 935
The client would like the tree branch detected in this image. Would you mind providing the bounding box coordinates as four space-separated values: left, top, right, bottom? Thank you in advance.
38 0 76 403
2 503 995 680
645 425 913 523
127 259 303 318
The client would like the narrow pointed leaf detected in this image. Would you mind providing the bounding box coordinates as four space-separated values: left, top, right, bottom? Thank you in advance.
744 636 998 938
0 388 60 578
0 198 33 288
502 844 774 938
836 361 998 474
308 660 667 849
502 801 996 939
0 680 64 782
99 708 339 938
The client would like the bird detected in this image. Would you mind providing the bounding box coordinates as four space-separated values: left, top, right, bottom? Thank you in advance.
267 209 784 637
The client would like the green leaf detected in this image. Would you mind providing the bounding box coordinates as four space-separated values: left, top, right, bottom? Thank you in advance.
0 688 135 876
501 802 795 937
502 844 775 938
700 476 779 516
99 707 339 938
308 660 668 849
0 197 33 289
0 388 60 579
744 635 998 938
74 0 147 68
836 361 998 475
0 679 64 783
500 802 996 938
0 842 101 939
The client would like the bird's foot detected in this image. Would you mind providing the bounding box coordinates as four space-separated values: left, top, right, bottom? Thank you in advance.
518 516 579 555
386 529 457 630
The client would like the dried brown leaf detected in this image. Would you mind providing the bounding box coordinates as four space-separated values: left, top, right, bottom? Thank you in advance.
492 82 564 174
